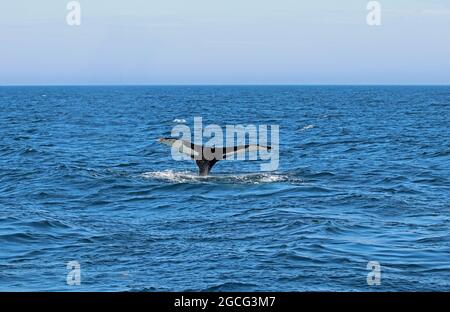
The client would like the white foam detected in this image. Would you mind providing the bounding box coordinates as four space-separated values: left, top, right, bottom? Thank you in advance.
140 170 199 183
301 124 315 131
259 174 287 183
173 118 186 123
231 172 292 184
141 170 298 184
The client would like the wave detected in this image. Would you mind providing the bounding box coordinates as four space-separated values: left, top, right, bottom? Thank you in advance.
140 170 301 184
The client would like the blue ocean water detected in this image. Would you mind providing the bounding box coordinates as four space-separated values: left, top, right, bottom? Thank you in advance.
0 86 449 291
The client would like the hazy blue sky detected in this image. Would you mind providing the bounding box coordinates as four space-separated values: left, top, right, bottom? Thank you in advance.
1 0 450 85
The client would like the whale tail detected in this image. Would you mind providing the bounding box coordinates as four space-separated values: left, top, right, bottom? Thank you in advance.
157 137 271 176
195 159 218 176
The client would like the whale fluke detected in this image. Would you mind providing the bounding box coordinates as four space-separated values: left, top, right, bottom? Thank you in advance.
157 138 271 176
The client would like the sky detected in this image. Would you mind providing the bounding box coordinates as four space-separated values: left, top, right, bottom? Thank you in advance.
1 0 450 85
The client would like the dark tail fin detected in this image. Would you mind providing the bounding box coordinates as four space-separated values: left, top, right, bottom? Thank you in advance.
196 159 218 176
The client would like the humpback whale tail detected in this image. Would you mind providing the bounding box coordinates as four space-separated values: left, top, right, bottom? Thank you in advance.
157 138 271 176
195 159 218 176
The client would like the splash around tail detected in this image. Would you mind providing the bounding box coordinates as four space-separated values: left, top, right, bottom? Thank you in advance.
141 170 298 184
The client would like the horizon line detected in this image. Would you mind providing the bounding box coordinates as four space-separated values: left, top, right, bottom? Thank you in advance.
1 83 450 87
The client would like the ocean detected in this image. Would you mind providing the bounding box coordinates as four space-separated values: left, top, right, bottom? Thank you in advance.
0 86 449 291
